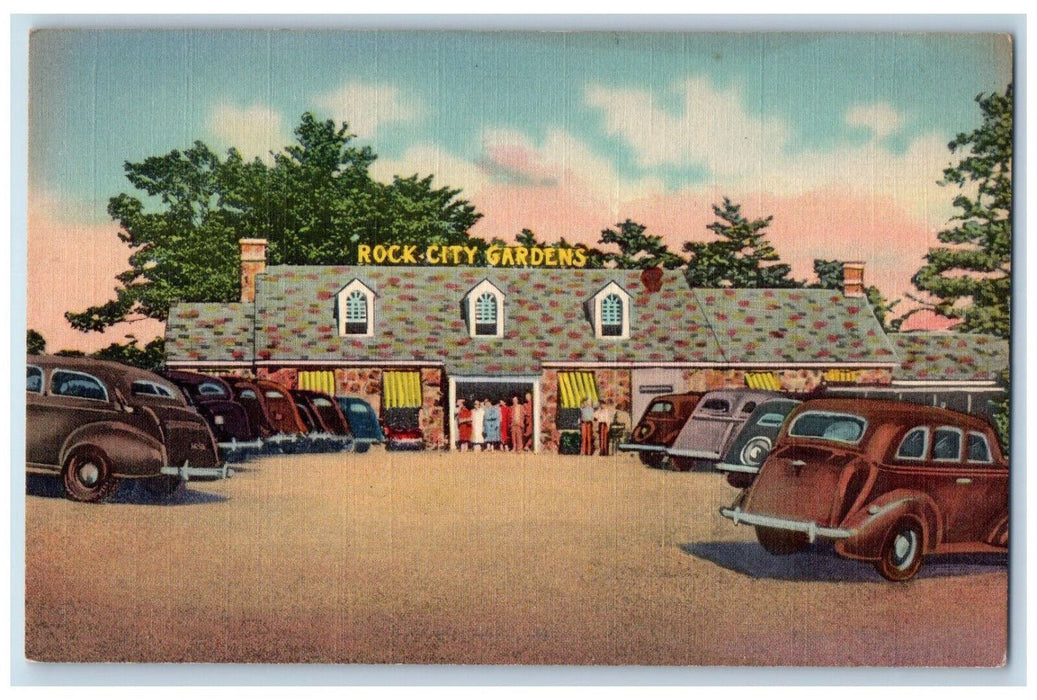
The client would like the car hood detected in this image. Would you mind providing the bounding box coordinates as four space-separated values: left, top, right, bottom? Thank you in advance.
742 444 860 526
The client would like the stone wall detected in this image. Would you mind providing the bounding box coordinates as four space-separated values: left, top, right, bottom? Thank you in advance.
678 367 894 394
540 368 631 453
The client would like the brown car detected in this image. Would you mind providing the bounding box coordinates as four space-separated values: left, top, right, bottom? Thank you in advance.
618 392 701 467
226 377 310 452
720 398 1008 581
26 355 227 502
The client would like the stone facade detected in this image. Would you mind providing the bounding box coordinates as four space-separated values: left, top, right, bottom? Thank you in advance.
539 368 631 453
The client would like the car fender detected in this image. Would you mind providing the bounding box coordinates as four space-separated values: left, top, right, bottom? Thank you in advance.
60 422 166 478
835 489 939 562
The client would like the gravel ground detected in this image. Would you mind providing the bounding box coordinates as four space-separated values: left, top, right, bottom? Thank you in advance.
24 450 1008 665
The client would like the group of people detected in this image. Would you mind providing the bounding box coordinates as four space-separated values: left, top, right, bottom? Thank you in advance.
580 399 631 456
455 394 533 451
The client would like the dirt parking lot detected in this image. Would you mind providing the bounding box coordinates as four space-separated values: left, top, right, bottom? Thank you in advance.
24 450 1008 665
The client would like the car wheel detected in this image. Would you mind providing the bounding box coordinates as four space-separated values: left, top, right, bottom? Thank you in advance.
739 436 773 468
634 423 656 442
669 457 696 472
755 526 809 555
638 452 665 468
63 447 117 503
354 442 370 454
875 518 924 582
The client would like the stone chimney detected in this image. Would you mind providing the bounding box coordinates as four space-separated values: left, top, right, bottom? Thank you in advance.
843 261 865 298
239 238 268 303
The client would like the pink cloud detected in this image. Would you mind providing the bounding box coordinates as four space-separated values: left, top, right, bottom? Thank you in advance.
27 196 163 354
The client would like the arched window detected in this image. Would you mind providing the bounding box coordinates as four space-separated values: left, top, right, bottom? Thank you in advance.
345 290 369 335
475 292 498 336
601 293 623 337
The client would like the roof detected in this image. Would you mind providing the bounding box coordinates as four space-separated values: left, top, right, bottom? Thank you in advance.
166 266 901 374
890 333 1009 383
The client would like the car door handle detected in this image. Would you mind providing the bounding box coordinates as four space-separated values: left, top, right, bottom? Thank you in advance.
956 477 972 485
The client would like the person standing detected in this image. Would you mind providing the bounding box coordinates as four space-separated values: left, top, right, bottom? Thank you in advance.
594 401 615 456
613 400 633 449
498 399 511 451
483 400 501 450
580 399 595 456
457 398 472 450
471 399 486 451
510 396 525 452
523 392 534 449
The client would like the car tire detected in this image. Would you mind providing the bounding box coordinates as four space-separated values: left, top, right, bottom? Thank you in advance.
875 518 924 582
638 452 665 468
669 456 696 472
755 526 809 555
63 447 117 503
739 436 773 468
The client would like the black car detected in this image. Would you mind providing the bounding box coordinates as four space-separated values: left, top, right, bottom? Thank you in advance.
336 397 385 453
714 398 801 488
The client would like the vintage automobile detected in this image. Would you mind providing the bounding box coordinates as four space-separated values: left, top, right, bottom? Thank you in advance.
665 389 784 471
26 355 228 502
715 398 802 488
226 377 310 453
291 389 354 451
719 398 1008 581
383 407 424 451
336 397 385 453
617 392 702 467
160 369 263 458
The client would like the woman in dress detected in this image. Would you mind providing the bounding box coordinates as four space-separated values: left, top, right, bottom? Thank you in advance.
456 398 472 450
471 399 485 451
483 400 501 450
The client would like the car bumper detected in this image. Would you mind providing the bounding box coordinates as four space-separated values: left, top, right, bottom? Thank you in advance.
667 448 721 460
160 460 230 481
719 506 855 543
617 443 667 453
715 462 761 474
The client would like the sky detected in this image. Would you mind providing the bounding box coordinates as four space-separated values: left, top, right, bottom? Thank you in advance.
25 29 1014 352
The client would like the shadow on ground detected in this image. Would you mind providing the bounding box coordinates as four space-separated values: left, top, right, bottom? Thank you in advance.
26 474 228 506
682 540 1008 583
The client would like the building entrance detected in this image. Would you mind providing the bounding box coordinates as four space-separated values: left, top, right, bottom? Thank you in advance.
448 376 540 452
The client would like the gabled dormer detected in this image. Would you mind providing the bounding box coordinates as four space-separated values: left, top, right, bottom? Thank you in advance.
464 279 505 338
587 281 631 339
336 278 376 337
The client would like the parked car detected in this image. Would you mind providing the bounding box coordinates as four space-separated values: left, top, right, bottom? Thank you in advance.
336 397 385 453
26 355 227 502
666 389 784 471
291 389 354 452
383 407 424 451
160 370 262 459
618 392 702 467
715 398 802 488
226 377 310 453
719 398 1008 581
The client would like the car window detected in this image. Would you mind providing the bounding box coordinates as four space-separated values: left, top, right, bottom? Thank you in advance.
788 411 867 444
932 427 963 461
741 401 757 414
239 389 258 399
264 389 285 399
349 404 369 415
700 399 730 413
896 427 929 460
648 401 674 414
50 370 108 402
967 431 993 464
313 397 334 407
131 380 177 399
198 382 228 397
27 365 42 394
755 412 786 428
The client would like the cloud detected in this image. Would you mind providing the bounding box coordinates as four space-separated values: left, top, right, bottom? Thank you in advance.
206 103 288 162
369 144 492 195
314 80 422 137
845 102 906 140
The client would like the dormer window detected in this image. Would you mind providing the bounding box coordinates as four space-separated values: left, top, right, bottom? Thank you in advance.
590 281 631 339
465 279 505 338
337 279 375 337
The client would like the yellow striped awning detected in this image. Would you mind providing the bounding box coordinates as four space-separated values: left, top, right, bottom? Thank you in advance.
383 370 423 409
557 371 600 409
824 369 861 384
298 370 336 395
745 372 782 391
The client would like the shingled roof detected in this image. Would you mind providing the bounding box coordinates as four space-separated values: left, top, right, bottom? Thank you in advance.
890 332 1009 383
166 266 900 374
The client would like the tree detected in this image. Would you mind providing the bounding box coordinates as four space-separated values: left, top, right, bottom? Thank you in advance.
514 228 606 268
910 84 1012 339
27 329 46 355
92 336 166 371
811 259 902 332
67 113 483 334
684 198 798 288
598 219 684 269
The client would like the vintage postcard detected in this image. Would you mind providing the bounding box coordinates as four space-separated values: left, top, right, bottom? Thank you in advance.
22 27 1013 669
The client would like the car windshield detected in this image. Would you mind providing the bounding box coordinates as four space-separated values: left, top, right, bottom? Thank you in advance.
788 411 867 444
131 380 177 399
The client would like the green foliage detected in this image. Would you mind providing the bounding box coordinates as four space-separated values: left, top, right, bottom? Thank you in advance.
598 219 684 270
67 113 482 332
811 259 902 332
27 329 46 355
911 85 1012 339
91 336 166 371
684 198 798 288
990 368 1010 457
514 228 607 268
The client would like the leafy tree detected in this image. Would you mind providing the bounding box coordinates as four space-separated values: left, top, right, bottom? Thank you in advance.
812 259 902 332
27 329 46 355
67 112 483 335
910 84 1012 339
684 198 798 288
92 336 166 371
514 228 606 268
598 219 684 269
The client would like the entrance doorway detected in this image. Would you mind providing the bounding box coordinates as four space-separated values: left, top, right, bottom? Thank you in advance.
448 376 540 452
